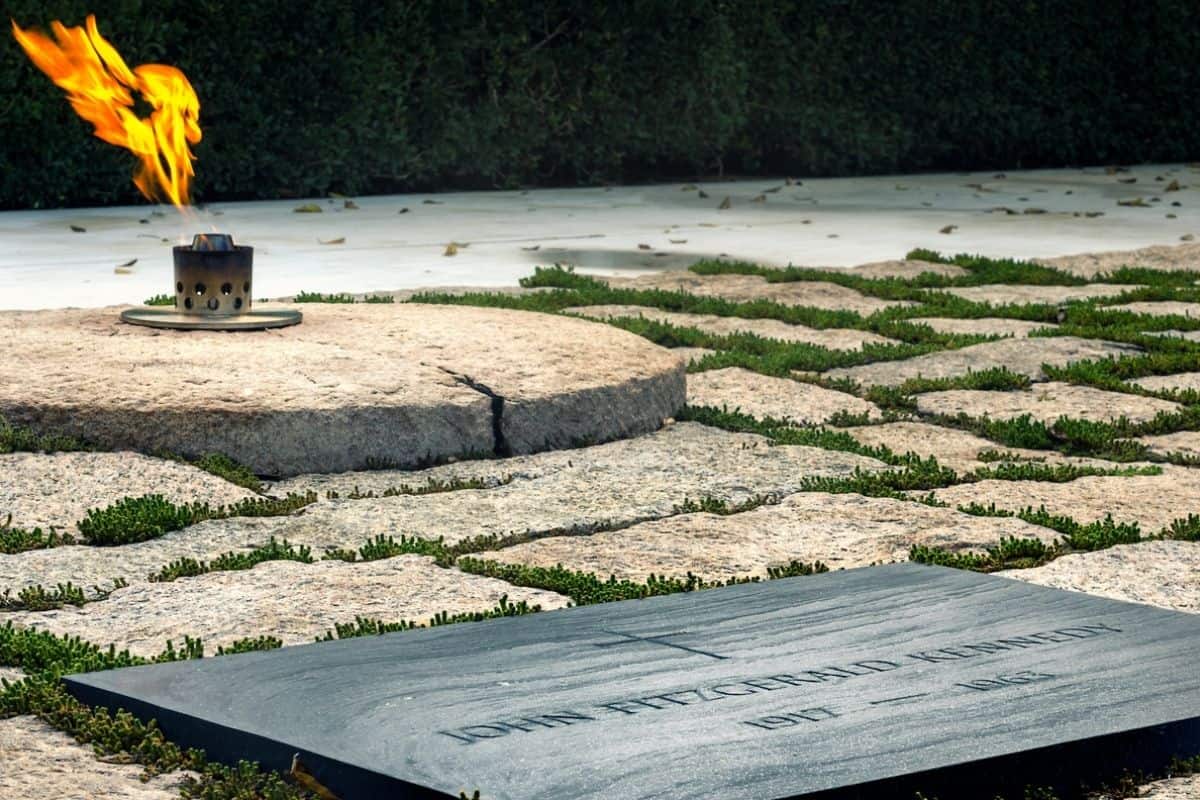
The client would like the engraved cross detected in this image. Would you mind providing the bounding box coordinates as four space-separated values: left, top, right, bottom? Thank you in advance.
592 629 729 660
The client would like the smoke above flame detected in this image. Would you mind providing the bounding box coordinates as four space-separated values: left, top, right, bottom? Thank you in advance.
11 15 201 209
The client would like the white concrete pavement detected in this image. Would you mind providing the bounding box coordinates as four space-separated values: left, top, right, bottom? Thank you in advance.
1 163 1196 310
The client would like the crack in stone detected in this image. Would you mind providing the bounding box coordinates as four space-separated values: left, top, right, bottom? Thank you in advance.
438 367 513 458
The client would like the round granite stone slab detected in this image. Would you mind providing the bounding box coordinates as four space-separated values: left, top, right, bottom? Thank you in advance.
0 304 685 477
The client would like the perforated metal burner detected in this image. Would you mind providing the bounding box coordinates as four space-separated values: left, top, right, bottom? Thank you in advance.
121 233 301 331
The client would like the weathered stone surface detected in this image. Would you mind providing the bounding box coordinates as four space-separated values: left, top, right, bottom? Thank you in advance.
908 317 1056 338
475 493 1057 581
1008 541 1200 614
818 259 968 279
1131 774 1200 799
0 424 889 593
921 466 1200 533
669 346 715 364
915 382 1181 425
0 452 255 533
944 283 1139 306
687 368 882 423
1104 301 1200 318
564 304 896 350
825 336 1138 387
602 271 912 314
8 556 568 658
0 667 23 685
0 304 684 477
1036 242 1200 278
839 421 1105 473
1130 371 1200 392
1138 430 1200 460
0 716 194 800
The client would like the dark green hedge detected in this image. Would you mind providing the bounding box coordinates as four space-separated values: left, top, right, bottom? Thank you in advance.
3 0 1198 209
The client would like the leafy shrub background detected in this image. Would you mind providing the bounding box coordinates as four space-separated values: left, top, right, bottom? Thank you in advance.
3 0 1197 209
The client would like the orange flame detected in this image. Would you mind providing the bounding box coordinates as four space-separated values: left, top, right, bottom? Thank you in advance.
11 15 201 209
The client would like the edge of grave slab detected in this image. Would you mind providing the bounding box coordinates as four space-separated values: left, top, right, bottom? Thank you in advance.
64 564 1200 800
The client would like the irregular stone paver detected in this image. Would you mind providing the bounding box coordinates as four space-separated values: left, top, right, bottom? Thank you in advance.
817 259 968 279
687 368 882 424
7 555 568 658
909 317 1056 338
1008 541 1200 614
1 452 256 533
915 382 1181 425
840 421 1110 473
0 304 684 476
563 304 896 350
602 271 912 314
0 423 889 593
1104 301 1200 318
1130 371 1200 392
0 667 23 685
1133 774 1200 799
669 347 715 364
0 716 193 800
1037 242 1200 278
824 336 1139 387
943 283 1139 306
921 466 1200 533
1138 430 1200 460
476 493 1058 581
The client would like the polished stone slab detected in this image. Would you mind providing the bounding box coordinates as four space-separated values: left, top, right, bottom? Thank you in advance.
65 564 1200 799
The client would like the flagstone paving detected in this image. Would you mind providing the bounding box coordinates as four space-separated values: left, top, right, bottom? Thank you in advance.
5 240 1200 799
1130 371 1200 392
921 466 1200 533
0 423 889 593
687 368 882 424
825 336 1138 386
908 317 1056 337
1 452 255 532
839 421 1111 473
1036 242 1200 278
0 716 196 800
1105 300 1200 318
1138 431 1200 460
1007 541 1200 614
0 667 23 685
6 556 569 658
815 258 967 279
601 271 912 314
943 283 1139 305
563 304 896 349
473 493 1058 580
914 382 1182 425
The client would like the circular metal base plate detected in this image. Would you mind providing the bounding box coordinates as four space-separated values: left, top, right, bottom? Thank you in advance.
120 307 303 331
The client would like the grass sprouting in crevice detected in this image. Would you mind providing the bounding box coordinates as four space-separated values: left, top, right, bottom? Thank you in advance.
454 558 828 607
323 475 514 500
0 515 77 555
0 416 90 455
77 492 317 547
863 367 1032 411
149 538 314 582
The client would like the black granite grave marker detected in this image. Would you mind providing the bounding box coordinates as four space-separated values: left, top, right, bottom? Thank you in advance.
65 564 1200 799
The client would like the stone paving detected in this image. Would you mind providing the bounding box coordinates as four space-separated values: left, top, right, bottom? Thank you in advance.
3 240 1200 798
